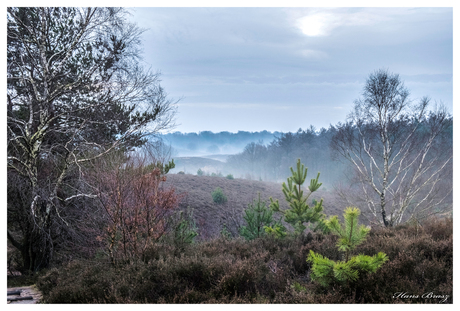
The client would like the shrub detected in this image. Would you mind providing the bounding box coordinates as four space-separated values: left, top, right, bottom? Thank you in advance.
169 207 199 251
92 158 180 264
265 159 328 237
239 193 277 240
226 174 234 180
211 187 227 204
197 168 204 176
220 223 232 239
36 217 452 304
307 207 388 287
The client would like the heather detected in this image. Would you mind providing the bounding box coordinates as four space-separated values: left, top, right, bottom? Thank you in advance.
7 8 452 305
35 216 452 303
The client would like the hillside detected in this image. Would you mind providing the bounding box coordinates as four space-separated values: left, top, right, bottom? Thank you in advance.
165 174 345 240
169 156 227 175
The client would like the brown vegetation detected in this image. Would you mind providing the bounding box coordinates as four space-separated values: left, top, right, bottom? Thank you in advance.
35 216 452 303
89 155 180 264
165 174 345 239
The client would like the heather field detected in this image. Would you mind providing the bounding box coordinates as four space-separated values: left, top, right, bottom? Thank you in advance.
34 216 452 303
165 174 347 239
9 174 453 304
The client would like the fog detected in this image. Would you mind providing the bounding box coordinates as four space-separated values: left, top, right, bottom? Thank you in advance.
154 116 452 227
159 130 280 158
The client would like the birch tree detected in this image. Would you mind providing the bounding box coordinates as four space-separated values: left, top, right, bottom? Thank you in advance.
7 7 176 272
331 69 452 227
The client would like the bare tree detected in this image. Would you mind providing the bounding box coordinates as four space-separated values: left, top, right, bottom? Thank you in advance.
89 148 179 264
331 69 452 227
7 7 177 271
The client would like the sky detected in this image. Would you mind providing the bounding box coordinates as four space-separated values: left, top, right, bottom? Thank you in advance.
128 5 453 134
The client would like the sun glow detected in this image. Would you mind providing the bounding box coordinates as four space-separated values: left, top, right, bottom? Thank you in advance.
298 13 332 37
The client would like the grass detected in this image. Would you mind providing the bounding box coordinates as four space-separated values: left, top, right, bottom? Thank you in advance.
35 216 452 303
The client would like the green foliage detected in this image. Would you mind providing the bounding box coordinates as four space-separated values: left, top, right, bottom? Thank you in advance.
307 207 388 287
146 159 175 174
266 159 327 235
197 168 204 176
172 207 198 250
239 193 276 240
291 281 307 292
220 223 232 239
211 187 227 204
225 174 234 180
264 223 287 239
326 207 370 259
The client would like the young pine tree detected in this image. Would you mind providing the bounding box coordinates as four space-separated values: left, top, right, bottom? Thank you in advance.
211 187 227 204
173 207 198 250
265 159 328 237
307 207 388 287
239 193 279 240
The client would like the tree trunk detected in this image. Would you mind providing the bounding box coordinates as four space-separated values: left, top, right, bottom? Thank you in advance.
380 193 390 227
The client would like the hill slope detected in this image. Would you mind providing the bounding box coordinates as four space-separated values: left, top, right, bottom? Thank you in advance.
169 157 227 175
165 174 344 240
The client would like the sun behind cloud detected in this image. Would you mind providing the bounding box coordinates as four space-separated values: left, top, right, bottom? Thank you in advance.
297 13 337 37
297 10 384 37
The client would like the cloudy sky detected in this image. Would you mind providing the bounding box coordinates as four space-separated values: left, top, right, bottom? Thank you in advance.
129 6 453 133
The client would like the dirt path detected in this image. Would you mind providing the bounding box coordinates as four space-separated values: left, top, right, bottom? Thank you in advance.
7 286 42 304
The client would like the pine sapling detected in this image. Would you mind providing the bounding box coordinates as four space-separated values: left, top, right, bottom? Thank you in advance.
239 193 278 240
212 187 227 204
307 207 388 287
265 159 328 237
173 207 198 250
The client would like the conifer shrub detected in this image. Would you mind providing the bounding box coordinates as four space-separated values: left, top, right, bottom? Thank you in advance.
307 207 388 287
265 159 328 237
197 168 204 176
220 223 232 239
225 174 234 179
167 207 198 252
239 193 277 240
211 187 227 204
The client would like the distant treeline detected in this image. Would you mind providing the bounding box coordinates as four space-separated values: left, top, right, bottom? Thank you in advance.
226 116 453 186
160 114 453 189
226 126 346 185
160 130 281 156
